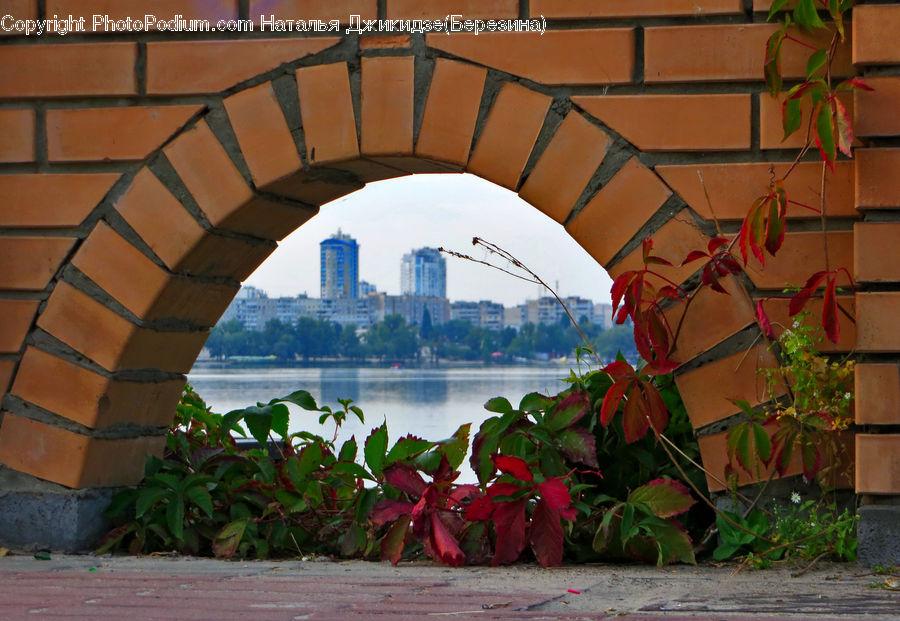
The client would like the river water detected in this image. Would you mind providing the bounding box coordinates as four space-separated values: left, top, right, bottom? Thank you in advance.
187 365 577 482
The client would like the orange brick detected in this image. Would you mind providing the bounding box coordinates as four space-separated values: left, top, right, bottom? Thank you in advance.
752 0 796 9
854 77 900 137
566 157 671 266
416 59 486 167
574 94 751 152
666 275 756 363
360 56 415 156
676 345 784 428
11 347 184 429
758 295 857 353
856 292 900 353
742 231 853 291
164 120 313 240
0 300 38 353
855 364 900 426
223 82 302 187
467 82 551 190
607 211 710 287
0 413 163 488
0 109 34 163
47 0 237 31
759 92 855 150
428 29 635 85
0 360 14 393
387 0 517 19
855 222 900 283
46 106 200 162
856 148 900 209
0 0 36 36
855 435 900 494
146 38 338 95
699 428 854 492
0 173 118 228
656 161 856 221
360 35 411 50
853 5 900 65
36 281 208 373
72 222 239 326
532 0 741 17
249 0 376 23
0 43 136 98
295 63 359 165
519 113 611 224
0 237 75 291
645 24 853 83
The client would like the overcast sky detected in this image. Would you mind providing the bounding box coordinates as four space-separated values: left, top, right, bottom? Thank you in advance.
245 173 614 308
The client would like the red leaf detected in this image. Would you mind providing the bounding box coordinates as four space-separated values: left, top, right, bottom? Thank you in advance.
600 380 629 428
822 277 840 343
642 357 679 376
833 97 853 157
602 360 635 380
836 77 874 92
491 498 527 566
708 237 729 253
621 386 651 444
383 463 427 497
530 499 564 567
642 380 669 434
537 478 572 513
681 250 709 266
789 270 830 316
610 273 632 318
756 300 776 340
800 441 822 481
492 455 533 482
369 499 415 526
429 513 466 567
380 515 411 565
465 496 494 522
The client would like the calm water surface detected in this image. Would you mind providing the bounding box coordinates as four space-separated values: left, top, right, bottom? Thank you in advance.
187 366 576 482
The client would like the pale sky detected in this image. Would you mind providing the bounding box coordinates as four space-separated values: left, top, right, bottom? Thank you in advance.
245 173 614 308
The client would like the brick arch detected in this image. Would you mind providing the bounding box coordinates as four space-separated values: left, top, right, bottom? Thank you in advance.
1 2 898 551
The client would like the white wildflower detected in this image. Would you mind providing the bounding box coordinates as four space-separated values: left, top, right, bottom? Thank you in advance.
791 491 801 504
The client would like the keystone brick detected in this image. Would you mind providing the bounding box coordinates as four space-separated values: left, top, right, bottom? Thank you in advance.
855 435 900 494
855 364 900 425
519 113 611 224
759 92 855 150
0 360 14 393
72 222 239 326
856 292 900 353
0 300 38 354
0 237 76 291
36 281 208 373
46 106 201 162
416 58 486 167
146 38 339 95
645 24 852 83
223 82 303 187
573 94 751 152
856 149 900 209
675 345 785 429
467 82 551 190
855 222 900 283
656 161 856 221
665 275 756 363
0 173 118 228
854 77 900 137
295 63 359 165
249 0 377 23
164 120 314 241
853 5 900 65
387 0 517 19
742 231 853 291
0 109 34 162
531 0 742 18
45 0 238 31
0 43 137 98
566 157 671 266
11 347 185 429
427 29 635 86
0 413 163 488
757 295 857 353
361 56 415 156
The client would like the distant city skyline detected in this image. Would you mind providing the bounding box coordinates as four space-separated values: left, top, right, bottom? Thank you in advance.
244 173 614 308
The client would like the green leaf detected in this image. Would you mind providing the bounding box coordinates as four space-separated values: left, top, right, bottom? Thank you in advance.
767 0 791 21
647 520 696 566
752 423 772 465
277 389 318 410
339 437 358 462
620 504 636 544
626 479 696 519
244 410 274 447
349 405 365 424
385 436 435 465
297 442 323 480
794 0 825 30
269 403 290 439
805 48 828 79
364 422 388 477
103 488 138 519
331 461 376 481
437 423 471 471
135 487 169 519
221 409 246 433
166 498 185 541
815 100 837 168
213 518 249 558
484 397 513 414
185 486 214 518
518 392 553 413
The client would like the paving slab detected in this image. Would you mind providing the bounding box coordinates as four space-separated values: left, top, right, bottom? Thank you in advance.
0 555 898 620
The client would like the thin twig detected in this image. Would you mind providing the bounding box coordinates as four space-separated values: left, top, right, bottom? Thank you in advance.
790 548 834 577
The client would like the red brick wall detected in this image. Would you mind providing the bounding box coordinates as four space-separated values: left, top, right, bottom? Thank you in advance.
0 1 897 495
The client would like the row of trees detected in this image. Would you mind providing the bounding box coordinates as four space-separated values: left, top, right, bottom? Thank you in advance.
205 315 637 363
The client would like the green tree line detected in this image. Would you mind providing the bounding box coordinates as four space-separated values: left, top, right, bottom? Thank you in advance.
205 314 637 363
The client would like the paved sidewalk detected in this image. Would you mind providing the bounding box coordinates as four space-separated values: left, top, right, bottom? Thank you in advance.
0 554 898 620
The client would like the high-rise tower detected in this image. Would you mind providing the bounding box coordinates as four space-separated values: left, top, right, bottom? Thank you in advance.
320 229 359 299
400 247 447 298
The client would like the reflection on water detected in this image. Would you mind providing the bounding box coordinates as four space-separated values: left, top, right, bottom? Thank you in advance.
187 366 574 482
